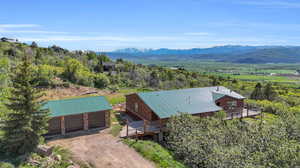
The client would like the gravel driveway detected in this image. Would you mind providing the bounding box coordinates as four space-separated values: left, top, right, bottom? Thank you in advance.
47 130 154 168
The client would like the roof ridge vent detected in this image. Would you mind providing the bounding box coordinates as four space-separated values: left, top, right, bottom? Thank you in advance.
185 96 191 104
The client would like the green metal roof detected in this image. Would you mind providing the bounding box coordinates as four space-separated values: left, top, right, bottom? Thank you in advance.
43 96 112 117
137 86 244 119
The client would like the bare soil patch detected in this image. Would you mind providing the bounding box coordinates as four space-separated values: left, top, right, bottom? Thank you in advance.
42 85 110 100
47 130 155 168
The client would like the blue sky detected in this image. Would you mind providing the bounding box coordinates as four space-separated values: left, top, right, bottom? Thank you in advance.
1 0 300 51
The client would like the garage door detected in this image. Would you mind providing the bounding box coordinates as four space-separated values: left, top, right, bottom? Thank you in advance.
88 111 106 129
48 117 61 135
65 114 84 133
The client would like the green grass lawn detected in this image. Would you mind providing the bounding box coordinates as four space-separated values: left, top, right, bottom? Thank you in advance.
110 110 124 136
106 89 137 136
123 139 187 168
106 88 138 105
106 88 153 105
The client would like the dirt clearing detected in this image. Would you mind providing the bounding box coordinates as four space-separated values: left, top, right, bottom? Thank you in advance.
47 131 155 168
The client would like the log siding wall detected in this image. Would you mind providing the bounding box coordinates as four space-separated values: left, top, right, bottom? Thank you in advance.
126 94 159 121
215 96 244 113
46 110 110 135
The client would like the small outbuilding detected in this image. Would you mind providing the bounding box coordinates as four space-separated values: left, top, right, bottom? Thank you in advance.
102 62 116 71
44 96 112 135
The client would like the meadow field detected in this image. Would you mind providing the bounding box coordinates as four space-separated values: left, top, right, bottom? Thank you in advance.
131 59 300 84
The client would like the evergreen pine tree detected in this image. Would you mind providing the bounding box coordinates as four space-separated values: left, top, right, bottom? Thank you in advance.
250 82 264 100
211 77 220 86
2 53 49 155
30 41 38 48
263 83 277 101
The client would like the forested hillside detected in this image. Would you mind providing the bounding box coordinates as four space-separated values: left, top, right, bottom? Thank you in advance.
0 41 219 92
107 46 300 63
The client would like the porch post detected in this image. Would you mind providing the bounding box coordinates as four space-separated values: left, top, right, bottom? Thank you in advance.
143 120 147 133
247 104 249 117
241 109 243 118
126 119 129 137
158 132 163 142
61 116 65 135
83 113 89 130
135 129 138 141
159 119 162 131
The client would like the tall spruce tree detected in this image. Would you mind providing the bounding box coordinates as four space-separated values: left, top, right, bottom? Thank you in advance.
2 52 49 155
250 82 264 100
263 83 277 101
0 58 9 122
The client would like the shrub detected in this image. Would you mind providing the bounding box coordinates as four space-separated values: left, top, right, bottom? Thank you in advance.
74 69 94 86
0 162 14 168
34 65 63 87
123 139 187 168
93 73 110 89
62 82 70 88
109 85 119 93
166 114 300 168
62 58 93 86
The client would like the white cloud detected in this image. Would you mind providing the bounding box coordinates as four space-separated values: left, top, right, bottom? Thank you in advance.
184 32 212 36
19 36 138 42
238 0 300 8
0 24 40 28
18 35 187 42
0 24 68 34
0 30 68 34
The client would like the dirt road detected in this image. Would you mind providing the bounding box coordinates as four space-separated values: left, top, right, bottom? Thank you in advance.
47 131 155 168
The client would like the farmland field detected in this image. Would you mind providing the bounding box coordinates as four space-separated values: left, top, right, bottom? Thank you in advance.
129 59 300 84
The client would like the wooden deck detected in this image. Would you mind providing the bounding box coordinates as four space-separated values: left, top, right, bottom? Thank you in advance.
225 108 261 120
120 108 261 138
120 120 161 138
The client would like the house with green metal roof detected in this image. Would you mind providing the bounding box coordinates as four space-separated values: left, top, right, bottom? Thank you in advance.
44 96 112 135
125 86 245 122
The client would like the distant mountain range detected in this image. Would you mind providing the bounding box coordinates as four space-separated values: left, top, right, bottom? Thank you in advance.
105 45 300 64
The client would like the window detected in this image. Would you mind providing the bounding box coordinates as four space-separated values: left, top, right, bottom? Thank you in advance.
134 103 138 112
227 101 237 109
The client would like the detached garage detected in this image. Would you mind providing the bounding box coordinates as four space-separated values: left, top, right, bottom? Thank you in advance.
44 96 112 135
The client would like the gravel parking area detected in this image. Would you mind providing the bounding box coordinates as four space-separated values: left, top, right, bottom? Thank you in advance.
47 130 154 168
